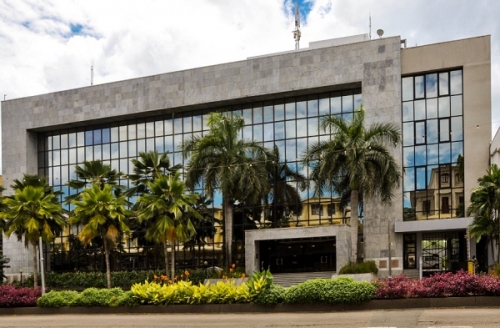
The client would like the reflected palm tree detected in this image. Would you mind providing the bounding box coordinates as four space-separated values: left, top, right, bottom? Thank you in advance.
265 145 307 227
303 106 401 264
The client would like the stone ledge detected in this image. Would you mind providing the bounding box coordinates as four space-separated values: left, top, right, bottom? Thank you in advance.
1 297 500 315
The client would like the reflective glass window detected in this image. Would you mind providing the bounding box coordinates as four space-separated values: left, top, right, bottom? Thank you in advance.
68 133 76 148
285 101 295 120
307 98 318 117
262 104 273 123
137 122 145 139
450 70 462 95
439 119 450 142
253 105 263 124
451 95 462 116
402 77 413 101
274 103 284 121
319 97 329 116
403 102 413 122
296 119 307 138
439 97 450 117
427 98 437 119
415 76 425 99
110 127 119 142
342 95 353 112
403 147 414 167
146 122 155 138
403 122 414 146
414 100 426 120
60 134 68 149
426 73 438 98
427 119 438 144
296 100 307 119
274 122 285 140
439 72 449 96
331 96 341 114
415 145 426 166
286 120 296 139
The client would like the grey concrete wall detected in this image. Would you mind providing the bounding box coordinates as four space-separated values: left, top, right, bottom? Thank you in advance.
245 225 351 274
2 36 403 274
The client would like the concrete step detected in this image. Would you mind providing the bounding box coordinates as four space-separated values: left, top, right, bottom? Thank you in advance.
402 269 420 279
272 271 336 288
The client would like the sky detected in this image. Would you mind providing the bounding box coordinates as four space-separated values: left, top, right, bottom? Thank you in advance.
0 0 499 172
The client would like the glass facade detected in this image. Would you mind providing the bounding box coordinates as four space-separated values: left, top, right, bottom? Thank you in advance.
402 70 464 221
38 88 362 272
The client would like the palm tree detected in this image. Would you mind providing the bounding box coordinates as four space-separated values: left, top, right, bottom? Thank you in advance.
1 186 66 288
303 106 401 264
69 184 132 288
265 145 307 227
125 150 181 198
183 112 269 268
136 172 201 278
467 164 500 263
66 160 124 203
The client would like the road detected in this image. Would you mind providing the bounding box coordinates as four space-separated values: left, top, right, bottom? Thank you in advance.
0 308 499 328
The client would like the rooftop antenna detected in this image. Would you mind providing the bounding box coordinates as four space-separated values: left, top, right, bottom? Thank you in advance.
90 64 94 86
369 13 371 39
293 1 301 50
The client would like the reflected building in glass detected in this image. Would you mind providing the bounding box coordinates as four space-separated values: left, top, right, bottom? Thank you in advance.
1 34 492 280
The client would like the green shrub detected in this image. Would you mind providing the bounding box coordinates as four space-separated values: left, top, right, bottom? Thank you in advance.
338 261 378 274
252 284 286 306
113 290 139 307
73 288 124 307
37 290 79 307
284 277 375 304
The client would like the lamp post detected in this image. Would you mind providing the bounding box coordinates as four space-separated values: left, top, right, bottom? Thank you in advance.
19 269 23 284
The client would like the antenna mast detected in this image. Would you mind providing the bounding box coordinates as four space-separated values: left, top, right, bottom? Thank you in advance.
293 1 301 50
369 13 372 39
90 65 94 86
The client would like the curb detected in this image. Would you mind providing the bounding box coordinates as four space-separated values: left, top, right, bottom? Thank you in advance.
1 296 500 315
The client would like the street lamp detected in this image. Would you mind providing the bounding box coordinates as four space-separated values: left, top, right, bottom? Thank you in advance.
19 269 23 284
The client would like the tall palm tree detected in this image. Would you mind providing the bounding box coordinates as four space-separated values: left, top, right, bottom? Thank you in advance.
126 150 181 198
136 172 201 278
66 160 124 203
467 164 500 263
303 106 401 264
183 112 269 268
265 145 307 226
69 184 131 288
1 186 66 288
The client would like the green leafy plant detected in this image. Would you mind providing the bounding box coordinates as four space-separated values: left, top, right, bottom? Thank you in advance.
285 277 375 304
252 284 286 306
73 287 124 307
338 261 378 274
37 290 79 307
246 268 273 300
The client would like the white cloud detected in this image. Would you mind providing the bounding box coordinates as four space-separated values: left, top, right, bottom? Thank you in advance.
1 0 499 172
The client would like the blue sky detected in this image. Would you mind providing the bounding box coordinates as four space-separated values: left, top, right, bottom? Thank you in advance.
0 0 499 173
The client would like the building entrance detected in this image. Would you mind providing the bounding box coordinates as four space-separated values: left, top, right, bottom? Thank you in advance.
259 237 336 273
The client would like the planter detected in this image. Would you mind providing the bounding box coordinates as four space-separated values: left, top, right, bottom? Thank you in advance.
331 273 377 282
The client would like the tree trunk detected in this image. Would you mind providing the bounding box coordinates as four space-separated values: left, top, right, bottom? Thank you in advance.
32 242 38 289
170 241 176 281
103 238 112 289
490 237 495 266
223 195 234 269
163 240 169 277
350 190 359 264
